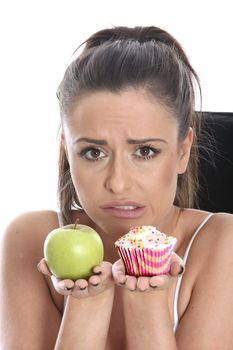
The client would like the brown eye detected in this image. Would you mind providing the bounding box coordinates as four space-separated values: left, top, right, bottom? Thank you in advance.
138 147 152 157
80 147 106 161
89 149 101 158
134 146 160 160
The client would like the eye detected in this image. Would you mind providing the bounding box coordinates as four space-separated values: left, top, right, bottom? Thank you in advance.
134 145 161 160
79 147 106 161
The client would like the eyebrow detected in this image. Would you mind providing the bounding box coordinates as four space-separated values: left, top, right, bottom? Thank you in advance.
74 137 107 145
74 137 168 145
127 138 168 144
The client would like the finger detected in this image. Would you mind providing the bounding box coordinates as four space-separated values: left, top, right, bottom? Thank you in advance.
51 276 74 295
75 279 89 291
94 261 112 280
169 252 184 277
112 259 126 274
112 260 127 285
58 279 75 290
125 276 137 291
89 263 113 293
149 275 170 289
71 279 89 298
93 265 102 275
170 251 183 265
100 261 113 276
88 280 102 293
170 262 185 277
88 275 101 287
149 276 158 289
37 259 52 276
113 271 127 285
137 277 150 291
93 262 114 291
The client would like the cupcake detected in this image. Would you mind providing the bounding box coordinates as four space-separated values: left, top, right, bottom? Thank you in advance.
115 225 177 276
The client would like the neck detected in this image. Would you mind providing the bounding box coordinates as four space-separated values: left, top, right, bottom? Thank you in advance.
157 206 182 235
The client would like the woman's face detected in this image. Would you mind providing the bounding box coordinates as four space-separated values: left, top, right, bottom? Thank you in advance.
62 89 193 236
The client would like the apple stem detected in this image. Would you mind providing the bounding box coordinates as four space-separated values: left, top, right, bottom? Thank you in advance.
74 218 80 229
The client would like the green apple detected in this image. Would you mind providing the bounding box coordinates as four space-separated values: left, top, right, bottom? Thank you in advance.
44 224 104 280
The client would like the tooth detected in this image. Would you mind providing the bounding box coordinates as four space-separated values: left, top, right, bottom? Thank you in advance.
114 206 136 210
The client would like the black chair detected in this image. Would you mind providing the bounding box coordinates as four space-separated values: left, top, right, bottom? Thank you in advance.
195 112 233 213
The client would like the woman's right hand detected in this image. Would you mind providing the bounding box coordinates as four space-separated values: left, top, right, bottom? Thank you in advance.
37 258 114 298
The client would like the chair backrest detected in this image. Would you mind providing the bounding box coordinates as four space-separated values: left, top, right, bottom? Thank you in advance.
195 112 233 213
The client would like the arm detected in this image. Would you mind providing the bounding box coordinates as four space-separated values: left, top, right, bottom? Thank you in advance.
113 253 183 350
37 257 115 349
55 288 114 349
0 212 61 349
0 212 115 350
39 260 115 349
176 214 233 349
113 213 233 350
122 288 177 350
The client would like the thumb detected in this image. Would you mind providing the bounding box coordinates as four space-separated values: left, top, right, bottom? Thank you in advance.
112 259 127 285
37 258 52 276
169 252 185 277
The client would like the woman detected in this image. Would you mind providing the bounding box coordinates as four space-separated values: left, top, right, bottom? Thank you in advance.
1 26 233 350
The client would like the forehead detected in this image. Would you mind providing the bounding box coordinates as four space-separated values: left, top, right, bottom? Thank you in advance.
66 89 178 138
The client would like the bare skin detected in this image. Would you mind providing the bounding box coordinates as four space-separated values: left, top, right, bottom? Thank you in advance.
2 209 233 349
2 90 233 349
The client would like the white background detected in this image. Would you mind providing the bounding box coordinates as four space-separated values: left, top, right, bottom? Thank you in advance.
0 0 233 234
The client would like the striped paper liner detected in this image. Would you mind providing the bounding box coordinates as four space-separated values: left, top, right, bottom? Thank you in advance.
116 242 176 276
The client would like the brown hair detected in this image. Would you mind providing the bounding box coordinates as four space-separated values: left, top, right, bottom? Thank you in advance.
57 26 201 224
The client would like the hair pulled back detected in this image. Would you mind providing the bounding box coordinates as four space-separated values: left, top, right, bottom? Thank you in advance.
57 26 201 224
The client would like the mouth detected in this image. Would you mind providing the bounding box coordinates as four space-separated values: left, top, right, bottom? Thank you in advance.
100 202 146 219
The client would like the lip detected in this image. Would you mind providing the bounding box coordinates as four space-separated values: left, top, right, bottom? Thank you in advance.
100 201 146 219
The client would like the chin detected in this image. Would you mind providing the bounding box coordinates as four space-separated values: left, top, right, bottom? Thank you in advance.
99 219 145 237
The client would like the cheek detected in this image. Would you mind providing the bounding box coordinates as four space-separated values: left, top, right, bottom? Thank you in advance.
165 153 180 184
152 151 178 180
147 155 178 198
70 166 107 226
69 163 90 198
162 156 178 183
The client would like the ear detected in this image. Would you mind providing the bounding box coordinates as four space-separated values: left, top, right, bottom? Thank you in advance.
177 127 193 174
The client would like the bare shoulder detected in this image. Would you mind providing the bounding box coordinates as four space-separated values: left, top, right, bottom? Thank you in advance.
180 210 233 259
1 208 94 254
196 211 233 282
192 212 233 262
207 211 233 232
177 211 233 348
1 210 60 262
181 210 233 291
0 210 62 348
196 212 233 279
3 209 60 232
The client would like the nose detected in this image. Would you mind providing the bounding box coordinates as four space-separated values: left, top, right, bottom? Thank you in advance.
104 156 132 194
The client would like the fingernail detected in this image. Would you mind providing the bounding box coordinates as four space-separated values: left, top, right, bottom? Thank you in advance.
37 263 41 272
149 284 157 288
119 281 126 285
178 266 184 275
94 271 102 275
65 287 73 291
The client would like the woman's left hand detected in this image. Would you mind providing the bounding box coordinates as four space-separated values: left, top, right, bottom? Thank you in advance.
112 252 184 292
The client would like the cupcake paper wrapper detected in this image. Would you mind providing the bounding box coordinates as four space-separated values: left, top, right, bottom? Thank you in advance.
117 243 176 276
